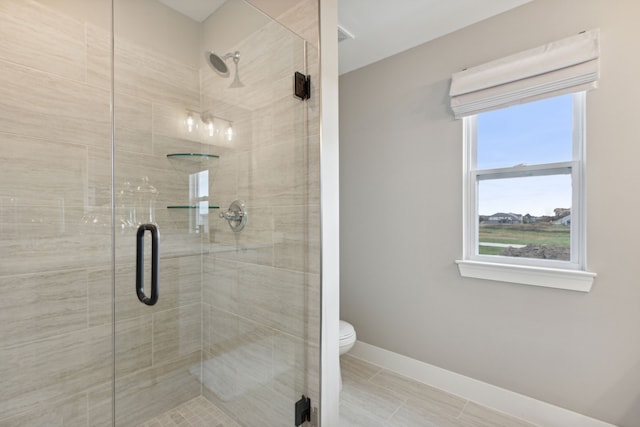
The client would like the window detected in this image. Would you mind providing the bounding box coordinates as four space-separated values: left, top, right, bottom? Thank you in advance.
450 31 599 291
467 92 583 267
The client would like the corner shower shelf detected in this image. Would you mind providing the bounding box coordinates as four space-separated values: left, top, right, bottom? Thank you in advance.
166 154 220 210
166 153 220 160
167 205 220 209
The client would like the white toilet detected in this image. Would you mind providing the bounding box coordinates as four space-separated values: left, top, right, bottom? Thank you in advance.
339 320 357 389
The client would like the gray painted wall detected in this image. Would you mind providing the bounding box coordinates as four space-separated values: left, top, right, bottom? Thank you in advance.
339 1 640 425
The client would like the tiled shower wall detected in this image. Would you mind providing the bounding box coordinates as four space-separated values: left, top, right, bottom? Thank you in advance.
0 0 113 425
0 0 321 426
198 0 321 423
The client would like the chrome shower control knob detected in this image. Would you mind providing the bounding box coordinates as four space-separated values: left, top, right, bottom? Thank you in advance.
219 200 247 232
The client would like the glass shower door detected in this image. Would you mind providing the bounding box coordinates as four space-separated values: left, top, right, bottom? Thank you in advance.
113 0 320 425
0 0 115 425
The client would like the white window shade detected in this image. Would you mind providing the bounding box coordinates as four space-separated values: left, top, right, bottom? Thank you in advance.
450 29 599 118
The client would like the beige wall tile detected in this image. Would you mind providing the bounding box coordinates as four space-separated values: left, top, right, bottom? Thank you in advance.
248 0 319 46
0 205 111 276
273 204 320 273
203 257 238 313
85 23 111 90
86 381 114 427
210 242 274 267
0 393 88 427
0 269 88 347
157 255 203 309
88 265 113 327
0 60 111 148
208 151 239 208
236 263 310 339
0 134 90 207
202 304 241 355
237 141 309 208
152 303 202 365
116 315 153 377
308 140 321 205
0 0 86 82
272 332 320 404
87 23 200 110
85 145 112 207
115 93 153 155
0 325 112 420
114 262 149 322
114 352 202 426
211 206 272 247
201 319 274 403
114 38 200 110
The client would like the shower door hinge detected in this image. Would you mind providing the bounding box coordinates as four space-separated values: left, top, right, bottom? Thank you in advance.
294 395 311 426
294 72 311 100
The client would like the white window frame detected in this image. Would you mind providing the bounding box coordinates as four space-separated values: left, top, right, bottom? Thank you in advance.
456 92 596 292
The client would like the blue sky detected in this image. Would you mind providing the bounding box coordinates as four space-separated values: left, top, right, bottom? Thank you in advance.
477 94 573 217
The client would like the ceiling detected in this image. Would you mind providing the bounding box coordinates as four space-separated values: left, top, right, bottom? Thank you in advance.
156 0 532 75
156 0 227 21
338 0 531 74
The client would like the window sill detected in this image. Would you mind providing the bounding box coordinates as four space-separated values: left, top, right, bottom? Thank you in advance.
455 260 596 292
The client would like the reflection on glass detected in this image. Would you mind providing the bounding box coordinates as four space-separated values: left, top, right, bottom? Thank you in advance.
189 170 209 233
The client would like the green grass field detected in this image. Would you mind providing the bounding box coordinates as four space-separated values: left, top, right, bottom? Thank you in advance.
478 223 570 256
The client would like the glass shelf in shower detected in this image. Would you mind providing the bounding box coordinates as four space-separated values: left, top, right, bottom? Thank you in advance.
166 205 220 209
166 153 220 160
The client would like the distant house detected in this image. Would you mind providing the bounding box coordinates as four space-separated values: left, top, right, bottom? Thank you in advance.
554 214 571 226
485 212 523 224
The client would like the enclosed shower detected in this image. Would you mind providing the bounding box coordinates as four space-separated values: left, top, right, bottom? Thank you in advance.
0 0 321 425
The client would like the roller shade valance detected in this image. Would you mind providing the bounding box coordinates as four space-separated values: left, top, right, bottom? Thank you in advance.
450 29 599 118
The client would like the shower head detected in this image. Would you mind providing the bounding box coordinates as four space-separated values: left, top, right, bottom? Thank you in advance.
205 51 241 79
205 52 230 77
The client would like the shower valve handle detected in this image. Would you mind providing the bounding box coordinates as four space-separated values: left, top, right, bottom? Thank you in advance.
219 210 243 221
219 200 247 232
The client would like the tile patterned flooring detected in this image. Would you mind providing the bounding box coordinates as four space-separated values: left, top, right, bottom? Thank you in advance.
136 396 240 427
138 354 540 427
339 354 540 427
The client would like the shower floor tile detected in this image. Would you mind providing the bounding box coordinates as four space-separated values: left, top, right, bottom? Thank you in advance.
137 395 240 427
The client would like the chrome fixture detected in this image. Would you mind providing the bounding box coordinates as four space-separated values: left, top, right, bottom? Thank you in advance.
205 50 244 88
185 110 234 141
219 199 247 232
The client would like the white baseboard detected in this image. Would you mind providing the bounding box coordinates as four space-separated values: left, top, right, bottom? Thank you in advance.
350 341 615 427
